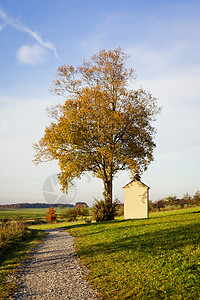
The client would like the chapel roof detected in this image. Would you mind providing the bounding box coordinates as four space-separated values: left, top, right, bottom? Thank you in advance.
123 175 150 189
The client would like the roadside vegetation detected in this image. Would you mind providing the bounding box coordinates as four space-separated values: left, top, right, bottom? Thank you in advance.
0 219 46 299
0 219 26 255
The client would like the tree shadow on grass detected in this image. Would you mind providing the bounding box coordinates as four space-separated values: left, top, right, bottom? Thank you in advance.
65 217 150 230
77 222 200 257
0 229 46 300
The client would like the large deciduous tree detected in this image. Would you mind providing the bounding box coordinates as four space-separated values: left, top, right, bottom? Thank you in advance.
33 48 161 219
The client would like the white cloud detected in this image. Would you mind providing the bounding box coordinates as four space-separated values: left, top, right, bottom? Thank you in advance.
0 7 57 58
16 44 46 65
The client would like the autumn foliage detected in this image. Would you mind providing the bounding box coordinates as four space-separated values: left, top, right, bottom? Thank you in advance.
46 207 57 222
33 48 161 220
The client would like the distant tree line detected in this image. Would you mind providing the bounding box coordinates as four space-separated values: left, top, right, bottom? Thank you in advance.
0 202 87 209
149 191 200 211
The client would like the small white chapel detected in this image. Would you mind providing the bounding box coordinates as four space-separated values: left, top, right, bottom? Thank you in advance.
123 174 149 219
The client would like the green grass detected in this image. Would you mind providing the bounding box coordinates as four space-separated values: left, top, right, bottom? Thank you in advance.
0 222 27 254
29 220 76 230
0 208 48 220
0 229 47 299
66 207 200 300
0 207 93 222
1 206 200 299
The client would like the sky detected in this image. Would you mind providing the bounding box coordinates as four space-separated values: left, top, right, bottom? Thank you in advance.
0 0 199 206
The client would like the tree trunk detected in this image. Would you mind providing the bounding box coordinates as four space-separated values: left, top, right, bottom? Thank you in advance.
103 179 113 206
103 175 114 220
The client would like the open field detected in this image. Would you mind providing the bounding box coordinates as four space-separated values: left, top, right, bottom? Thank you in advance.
0 208 50 220
65 207 200 299
0 207 93 221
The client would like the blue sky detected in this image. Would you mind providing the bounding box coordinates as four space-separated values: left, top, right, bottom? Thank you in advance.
0 0 199 206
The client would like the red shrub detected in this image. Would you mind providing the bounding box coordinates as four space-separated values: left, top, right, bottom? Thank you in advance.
46 207 57 222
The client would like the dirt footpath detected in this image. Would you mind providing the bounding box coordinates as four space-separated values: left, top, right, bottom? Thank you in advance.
9 229 98 300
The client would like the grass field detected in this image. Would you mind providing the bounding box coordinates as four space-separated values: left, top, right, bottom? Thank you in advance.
0 208 50 220
1 206 200 299
0 207 93 221
66 207 200 299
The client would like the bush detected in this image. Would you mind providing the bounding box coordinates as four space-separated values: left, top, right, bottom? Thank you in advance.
75 205 89 219
92 199 119 222
14 213 23 222
60 207 77 222
116 204 124 217
155 199 166 211
148 200 156 212
46 207 57 223
193 190 200 206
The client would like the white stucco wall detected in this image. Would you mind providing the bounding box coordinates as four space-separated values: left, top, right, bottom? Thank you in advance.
124 180 149 219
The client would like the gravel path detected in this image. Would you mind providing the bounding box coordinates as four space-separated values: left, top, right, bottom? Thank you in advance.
9 229 98 300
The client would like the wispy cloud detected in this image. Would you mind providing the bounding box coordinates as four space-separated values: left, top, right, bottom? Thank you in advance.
16 44 47 65
0 7 57 58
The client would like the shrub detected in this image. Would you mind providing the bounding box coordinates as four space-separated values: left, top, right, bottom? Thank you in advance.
148 200 156 212
14 213 23 222
46 207 57 223
92 199 119 222
155 199 166 211
80 206 89 219
75 204 89 219
193 190 200 206
179 199 185 209
115 203 124 217
60 207 77 222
